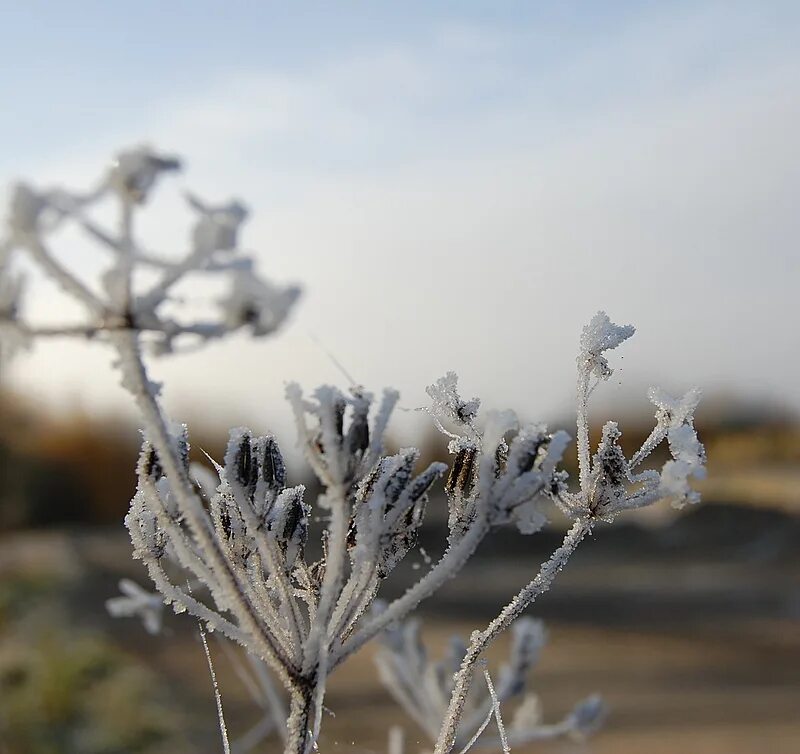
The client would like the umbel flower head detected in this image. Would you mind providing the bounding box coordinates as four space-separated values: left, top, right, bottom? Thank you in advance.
0 145 300 362
107 145 181 203
555 311 706 521
375 615 606 746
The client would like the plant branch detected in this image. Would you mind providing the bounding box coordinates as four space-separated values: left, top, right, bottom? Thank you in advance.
434 518 592 754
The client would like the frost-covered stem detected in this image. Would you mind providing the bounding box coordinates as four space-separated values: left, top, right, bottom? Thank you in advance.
227 484 306 657
200 623 232 754
286 680 316 754
628 425 666 471
11 320 228 342
333 509 491 667
23 235 107 316
576 368 592 492
303 488 349 672
111 330 295 683
433 518 592 754
301 486 351 746
261 539 307 652
330 563 379 641
118 198 135 313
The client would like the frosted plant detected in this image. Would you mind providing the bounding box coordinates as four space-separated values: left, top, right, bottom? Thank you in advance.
376 616 605 749
430 312 705 753
2 148 705 754
0 145 299 360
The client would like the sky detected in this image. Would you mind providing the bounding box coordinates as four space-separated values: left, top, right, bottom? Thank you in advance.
0 1 798 446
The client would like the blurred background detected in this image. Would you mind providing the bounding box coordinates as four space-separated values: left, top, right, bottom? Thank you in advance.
0 2 798 752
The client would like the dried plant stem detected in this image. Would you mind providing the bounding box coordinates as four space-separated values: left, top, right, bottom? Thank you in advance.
112 330 295 683
334 511 491 666
200 622 232 754
434 518 592 754
286 681 317 754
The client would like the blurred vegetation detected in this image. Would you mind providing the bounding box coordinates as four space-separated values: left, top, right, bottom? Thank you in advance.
1 390 799 532
0 570 190 754
0 630 187 754
0 392 232 530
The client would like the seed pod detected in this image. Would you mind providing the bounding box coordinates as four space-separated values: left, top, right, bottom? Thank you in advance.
261 435 286 492
383 451 417 507
271 486 309 568
445 444 477 498
236 434 254 486
357 458 390 504
345 408 370 456
225 429 258 499
407 462 447 503
333 400 345 441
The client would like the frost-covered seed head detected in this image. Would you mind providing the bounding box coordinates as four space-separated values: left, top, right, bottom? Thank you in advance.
579 311 635 380
261 435 286 492
426 372 480 429
444 442 478 498
107 146 181 203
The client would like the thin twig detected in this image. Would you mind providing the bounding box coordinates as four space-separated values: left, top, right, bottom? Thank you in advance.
200 621 232 754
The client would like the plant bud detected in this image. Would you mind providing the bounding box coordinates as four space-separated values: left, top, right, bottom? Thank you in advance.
345 410 370 455
445 444 477 498
261 435 286 492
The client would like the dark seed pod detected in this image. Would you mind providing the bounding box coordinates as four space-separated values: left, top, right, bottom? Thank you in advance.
333 400 346 443
272 487 309 567
345 410 370 456
225 430 258 499
357 458 390 504
445 444 477 498
383 452 417 506
281 493 303 543
407 462 447 503
236 434 253 486
600 446 626 486
261 435 286 492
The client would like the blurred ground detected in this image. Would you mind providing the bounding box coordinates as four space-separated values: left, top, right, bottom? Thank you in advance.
1 502 798 753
